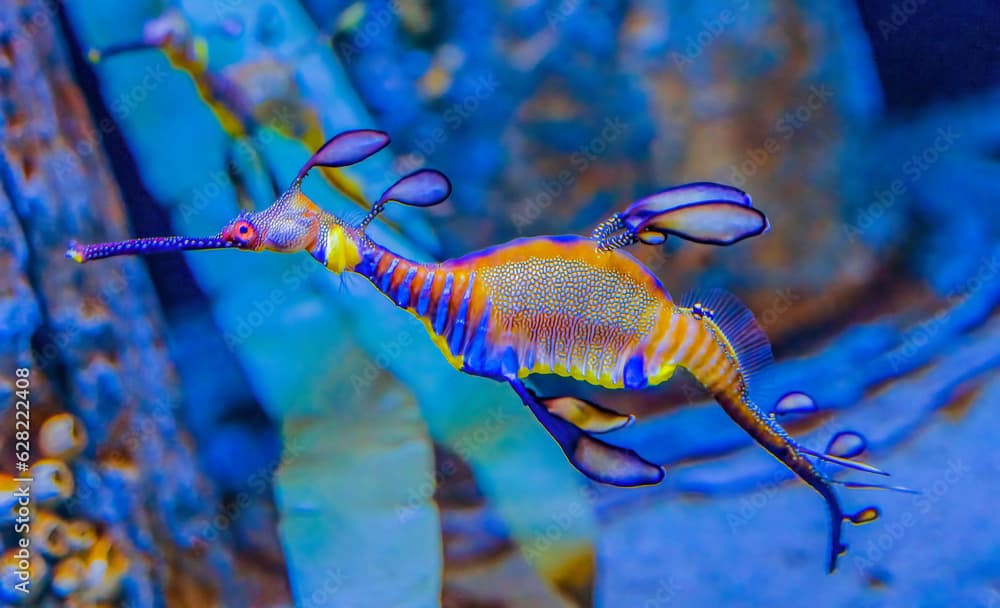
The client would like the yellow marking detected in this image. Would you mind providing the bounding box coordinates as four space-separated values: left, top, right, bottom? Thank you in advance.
418 317 465 371
193 36 210 65
525 358 626 389
161 48 247 138
648 363 677 385
324 225 361 274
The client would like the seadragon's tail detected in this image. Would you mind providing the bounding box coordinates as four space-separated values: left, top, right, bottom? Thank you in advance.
677 289 915 572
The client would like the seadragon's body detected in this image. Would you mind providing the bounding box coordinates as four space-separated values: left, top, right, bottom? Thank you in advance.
360 235 671 388
66 129 909 573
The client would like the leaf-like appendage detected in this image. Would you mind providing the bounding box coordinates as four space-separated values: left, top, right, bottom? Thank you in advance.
618 182 767 246
773 391 818 416
629 201 768 245
826 431 867 459
377 169 452 207
295 129 390 182
541 396 635 434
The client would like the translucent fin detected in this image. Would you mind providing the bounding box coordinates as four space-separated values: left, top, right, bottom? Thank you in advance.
772 391 817 416
826 431 867 459
617 182 765 246
681 288 775 394
832 479 919 494
800 446 889 476
294 129 390 183
377 169 452 207
570 433 665 486
592 182 763 251
511 383 664 487
628 202 768 246
360 169 452 228
541 396 635 434
627 182 752 214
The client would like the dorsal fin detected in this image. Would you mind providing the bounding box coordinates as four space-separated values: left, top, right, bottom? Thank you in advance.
681 288 774 395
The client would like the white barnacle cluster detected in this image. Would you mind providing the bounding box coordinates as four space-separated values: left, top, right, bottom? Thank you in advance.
1 413 129 605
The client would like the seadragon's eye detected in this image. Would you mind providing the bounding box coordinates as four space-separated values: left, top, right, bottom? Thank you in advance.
224 219 258 247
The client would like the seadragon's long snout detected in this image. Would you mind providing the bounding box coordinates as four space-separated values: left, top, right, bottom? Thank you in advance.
65 235 236 263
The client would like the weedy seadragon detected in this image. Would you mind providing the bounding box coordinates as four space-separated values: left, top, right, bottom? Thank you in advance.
67 130 914 572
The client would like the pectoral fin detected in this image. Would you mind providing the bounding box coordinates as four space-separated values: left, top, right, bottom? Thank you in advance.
541 396 635 433
511 383 664 487
570 433 665 487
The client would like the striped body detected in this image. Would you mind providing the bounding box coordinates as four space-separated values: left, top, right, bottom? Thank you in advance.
353 235 740 393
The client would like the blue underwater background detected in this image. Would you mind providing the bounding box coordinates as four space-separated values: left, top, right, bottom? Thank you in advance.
0 0 998 606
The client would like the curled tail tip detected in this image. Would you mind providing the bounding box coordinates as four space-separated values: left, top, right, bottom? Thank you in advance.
828 543 847 573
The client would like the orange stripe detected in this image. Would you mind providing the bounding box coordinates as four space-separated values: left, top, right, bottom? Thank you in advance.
660 313 695 365
646 310 679 366
388 260 410 292
695 346 727 388
690 326 723 371
375 252 394 277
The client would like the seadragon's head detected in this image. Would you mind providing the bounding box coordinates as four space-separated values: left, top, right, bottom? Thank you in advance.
66 129 451 271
